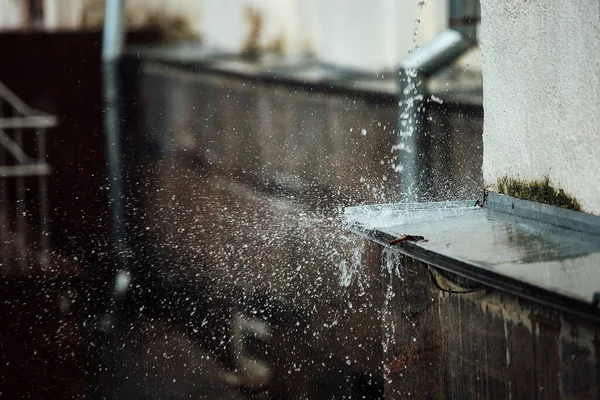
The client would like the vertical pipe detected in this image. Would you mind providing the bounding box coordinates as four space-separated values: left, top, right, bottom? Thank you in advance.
14 112 26 272
397 68 426 202
102 0 126 63
0 100 6 274
37 127 49 270
449 0 480 39
102 0 126 260
397 28 476 202
101 0 128 330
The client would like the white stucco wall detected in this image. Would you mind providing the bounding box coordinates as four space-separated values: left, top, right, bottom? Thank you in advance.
202 0 447 71
0 0 447 73
43 0 87 29
201 0 314 55
480 0 600 214
316 0 446 72
0 0 26 29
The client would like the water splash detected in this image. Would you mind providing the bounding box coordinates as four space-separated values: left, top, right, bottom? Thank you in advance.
338 235 364 288
138 164 380 317
413 19 421 40
382 249 402 355
392 1 430 195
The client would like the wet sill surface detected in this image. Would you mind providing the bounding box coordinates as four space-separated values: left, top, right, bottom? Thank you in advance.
125 43 482 105
343 193 600 321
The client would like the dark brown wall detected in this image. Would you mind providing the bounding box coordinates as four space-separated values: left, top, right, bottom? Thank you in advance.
0 30 160 399
384 255 600 399
0 30 159 267
128 59 484 398
131 64 394 398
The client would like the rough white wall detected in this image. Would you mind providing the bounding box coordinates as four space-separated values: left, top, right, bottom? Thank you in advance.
317 0 446 72
201 0 447 71
0 0 26 29
317 0 397 71
481 0 600 214
0 0 447 72
201 0 308 54
43 0 86 29
201 0 247 52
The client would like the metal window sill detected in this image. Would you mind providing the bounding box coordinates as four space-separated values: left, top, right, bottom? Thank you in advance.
124 44 481 104
342 193 600 321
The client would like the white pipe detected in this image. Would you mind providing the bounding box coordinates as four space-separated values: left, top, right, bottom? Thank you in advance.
102 0 127 62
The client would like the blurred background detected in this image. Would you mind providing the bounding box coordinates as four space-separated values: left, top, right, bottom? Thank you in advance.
0 0 482 398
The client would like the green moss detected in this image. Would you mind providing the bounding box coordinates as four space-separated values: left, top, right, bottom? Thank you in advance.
496 176 582 211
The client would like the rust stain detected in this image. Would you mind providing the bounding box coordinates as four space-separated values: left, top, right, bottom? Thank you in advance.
82 0 201 43
385 335 444 377
477 292 534 332
389 235 425 245
264 35 285 54
242 5 287 57
242 6 262 58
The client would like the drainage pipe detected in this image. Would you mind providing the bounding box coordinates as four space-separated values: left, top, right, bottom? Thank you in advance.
102 0 126 255
397 0 479 202
101 0 128 330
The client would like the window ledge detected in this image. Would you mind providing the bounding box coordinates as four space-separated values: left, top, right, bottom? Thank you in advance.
343 193 600 321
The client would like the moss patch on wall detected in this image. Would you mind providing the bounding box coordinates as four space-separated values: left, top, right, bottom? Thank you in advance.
496 176 582 211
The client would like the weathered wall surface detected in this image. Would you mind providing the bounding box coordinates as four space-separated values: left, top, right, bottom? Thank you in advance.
0 30 162 399
316 0 447 72
128 61 397 398
384 255 600 399
0 0 25 28
480 0 600 214
0 0 447 73
121 52 482 396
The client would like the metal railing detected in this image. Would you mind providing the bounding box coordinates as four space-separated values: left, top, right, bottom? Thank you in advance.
0 80 56 274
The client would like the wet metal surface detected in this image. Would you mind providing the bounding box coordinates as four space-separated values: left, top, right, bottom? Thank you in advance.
344 193 600 318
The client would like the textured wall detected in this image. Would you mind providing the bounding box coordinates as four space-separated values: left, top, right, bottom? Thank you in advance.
202 0 447 72
481 0 600 214
384 255 600 399
316 0 447 72
0 0 447 73
0 0 25 28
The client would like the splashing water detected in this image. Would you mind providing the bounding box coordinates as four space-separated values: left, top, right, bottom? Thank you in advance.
382 249 402 356
392 1 429 184
381 248 406 385
139 164 378 312
413 19 421 40
338 234 365 290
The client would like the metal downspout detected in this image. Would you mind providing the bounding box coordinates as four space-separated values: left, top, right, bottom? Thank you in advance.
101 0 129 330
397 0 479 202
